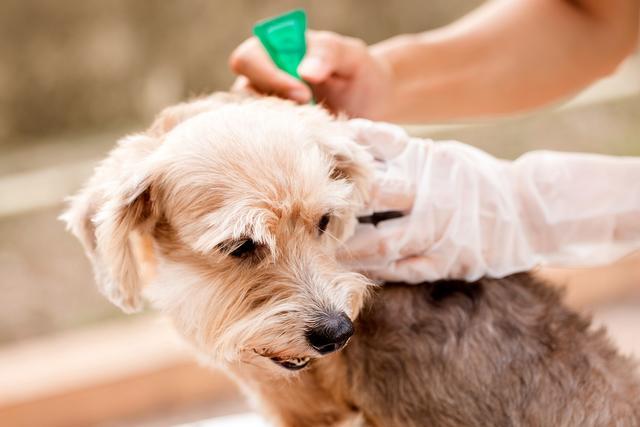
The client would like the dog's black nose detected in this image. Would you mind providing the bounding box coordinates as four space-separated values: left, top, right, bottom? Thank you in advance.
306 312 354 354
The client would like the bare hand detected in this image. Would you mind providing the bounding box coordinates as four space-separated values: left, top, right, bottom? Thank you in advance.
229 30 393 119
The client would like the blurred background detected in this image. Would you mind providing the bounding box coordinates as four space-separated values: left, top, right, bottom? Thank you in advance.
0 1 638 426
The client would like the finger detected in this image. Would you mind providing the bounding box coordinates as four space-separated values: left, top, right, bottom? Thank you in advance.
338 223 392 265
340 216 414 264
367 168 415 213
347 119 409 160
230 37 312 103
369 255 445 284
298 31 368 83
230 76 260 95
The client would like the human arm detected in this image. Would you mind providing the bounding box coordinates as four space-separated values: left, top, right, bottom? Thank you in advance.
230 0 639 122
370 0 640 121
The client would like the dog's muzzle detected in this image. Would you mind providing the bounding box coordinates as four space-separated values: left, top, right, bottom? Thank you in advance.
306 312 354 355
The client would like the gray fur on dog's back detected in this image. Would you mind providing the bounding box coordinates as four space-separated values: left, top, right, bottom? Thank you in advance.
343 274 640 427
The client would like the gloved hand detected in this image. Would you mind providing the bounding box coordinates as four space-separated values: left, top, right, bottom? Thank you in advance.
341 119 640 283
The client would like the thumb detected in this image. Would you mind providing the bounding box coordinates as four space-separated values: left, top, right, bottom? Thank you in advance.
340 216 412 266
299 31 365 83
298 47 334 84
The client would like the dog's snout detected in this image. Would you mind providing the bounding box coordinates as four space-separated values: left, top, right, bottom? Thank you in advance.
306 312 354 355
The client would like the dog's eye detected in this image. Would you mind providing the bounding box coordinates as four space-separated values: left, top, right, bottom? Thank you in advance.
318 214 331 235
230 239 257 258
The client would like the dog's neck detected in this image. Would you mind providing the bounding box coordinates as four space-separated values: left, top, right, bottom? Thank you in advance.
227 354 361 427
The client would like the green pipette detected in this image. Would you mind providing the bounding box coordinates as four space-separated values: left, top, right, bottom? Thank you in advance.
253 9 309 85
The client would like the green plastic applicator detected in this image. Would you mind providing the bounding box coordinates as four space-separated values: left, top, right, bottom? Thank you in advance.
253 9 311 93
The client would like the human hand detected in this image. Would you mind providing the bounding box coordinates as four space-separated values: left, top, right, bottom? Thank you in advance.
229 30 393 119
340 119 534 283
340 119 640 283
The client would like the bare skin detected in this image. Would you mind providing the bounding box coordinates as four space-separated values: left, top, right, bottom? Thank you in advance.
536 251 640 309
230 0 639 122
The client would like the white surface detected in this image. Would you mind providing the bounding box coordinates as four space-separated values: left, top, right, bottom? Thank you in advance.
179 413 267 427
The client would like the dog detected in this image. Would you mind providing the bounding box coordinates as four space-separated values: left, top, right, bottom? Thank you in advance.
63 93 640 426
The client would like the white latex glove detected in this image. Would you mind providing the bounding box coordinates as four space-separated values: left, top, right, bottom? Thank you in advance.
342 119 640 283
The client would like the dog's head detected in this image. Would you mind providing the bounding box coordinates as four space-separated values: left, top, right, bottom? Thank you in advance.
63 94 374 372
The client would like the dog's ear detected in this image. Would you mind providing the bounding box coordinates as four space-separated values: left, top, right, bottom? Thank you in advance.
62 93 250 311
62 135 160 313
62 94 247 311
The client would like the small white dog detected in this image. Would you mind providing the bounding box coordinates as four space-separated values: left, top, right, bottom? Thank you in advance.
63 93 640 427
63 92 373 368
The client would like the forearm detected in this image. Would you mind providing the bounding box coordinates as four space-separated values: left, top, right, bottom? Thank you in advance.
371 0 639 122
512 150 640 267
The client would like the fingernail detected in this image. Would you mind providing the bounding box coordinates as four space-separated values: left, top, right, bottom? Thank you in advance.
298 57 326 78
287 88 310 103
